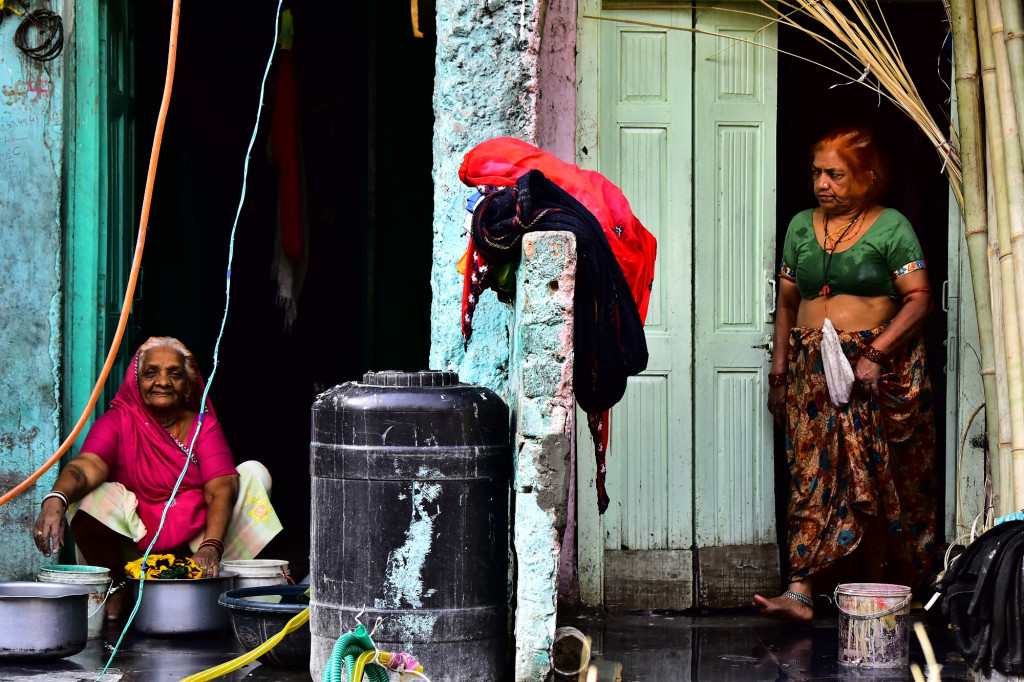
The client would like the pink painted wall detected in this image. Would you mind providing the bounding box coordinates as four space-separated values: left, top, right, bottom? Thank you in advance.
536 0 578 163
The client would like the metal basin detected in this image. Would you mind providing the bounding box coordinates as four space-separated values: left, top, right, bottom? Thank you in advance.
127 571 237 635
219 584 310 668
0 582 91 659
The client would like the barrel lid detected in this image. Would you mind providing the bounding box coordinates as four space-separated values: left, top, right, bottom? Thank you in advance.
361 370 460 387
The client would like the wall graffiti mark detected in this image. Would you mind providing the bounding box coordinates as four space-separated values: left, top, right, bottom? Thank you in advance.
1 75 51 106
1 124 30 163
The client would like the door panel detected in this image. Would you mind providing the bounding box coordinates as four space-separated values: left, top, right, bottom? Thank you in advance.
102 0 138 403
577 2 779 609
577 3 694 610
692 3 779 606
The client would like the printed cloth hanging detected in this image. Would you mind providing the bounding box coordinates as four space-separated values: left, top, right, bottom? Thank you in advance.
459 137 657 322
460 143 656 512
268 9 308 330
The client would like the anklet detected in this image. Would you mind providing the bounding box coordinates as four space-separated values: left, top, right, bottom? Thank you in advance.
784 589 814 608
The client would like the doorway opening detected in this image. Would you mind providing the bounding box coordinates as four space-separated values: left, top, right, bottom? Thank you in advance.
125 0 437 575
774 3 952 585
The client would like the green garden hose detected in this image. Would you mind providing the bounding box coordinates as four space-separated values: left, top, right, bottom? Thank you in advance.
321 623 389 682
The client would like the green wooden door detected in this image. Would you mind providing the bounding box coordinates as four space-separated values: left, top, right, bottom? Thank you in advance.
692 4 779 606
101 0 137 403
577 1 778 609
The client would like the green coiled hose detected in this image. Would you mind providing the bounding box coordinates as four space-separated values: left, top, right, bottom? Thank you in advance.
321 623 389 682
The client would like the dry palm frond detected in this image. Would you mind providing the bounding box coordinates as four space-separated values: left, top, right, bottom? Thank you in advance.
585 2 963 205
757 0 962 204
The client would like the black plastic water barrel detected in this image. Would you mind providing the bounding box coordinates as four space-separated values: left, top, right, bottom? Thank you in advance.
309 370 510 682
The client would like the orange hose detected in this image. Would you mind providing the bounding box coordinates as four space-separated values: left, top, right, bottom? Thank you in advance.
0 0 182 508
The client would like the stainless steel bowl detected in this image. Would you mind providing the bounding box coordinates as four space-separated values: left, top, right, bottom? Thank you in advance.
127 571 237 635
0 582 91 659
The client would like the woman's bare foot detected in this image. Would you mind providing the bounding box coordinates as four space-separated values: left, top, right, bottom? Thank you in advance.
751 591 813 623
104 587 128 621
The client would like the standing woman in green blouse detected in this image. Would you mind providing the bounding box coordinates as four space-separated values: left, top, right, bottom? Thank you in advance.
753 126 937 622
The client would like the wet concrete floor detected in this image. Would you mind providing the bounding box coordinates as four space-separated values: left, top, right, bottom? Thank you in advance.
0 609 974 681
565 610 974 681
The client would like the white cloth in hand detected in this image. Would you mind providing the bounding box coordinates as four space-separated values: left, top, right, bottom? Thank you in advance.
821 317 854 407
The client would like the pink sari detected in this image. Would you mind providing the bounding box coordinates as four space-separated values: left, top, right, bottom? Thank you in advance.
81 348 237 552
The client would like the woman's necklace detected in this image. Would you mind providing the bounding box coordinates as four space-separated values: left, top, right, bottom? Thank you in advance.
819 209 864 298
168 412 183 441
823 210 864 251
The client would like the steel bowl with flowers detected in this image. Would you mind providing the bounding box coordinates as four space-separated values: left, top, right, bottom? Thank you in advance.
124 554 203 580
124 554 236 635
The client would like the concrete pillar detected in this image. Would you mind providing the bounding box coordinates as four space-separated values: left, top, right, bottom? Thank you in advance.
510 232 576 680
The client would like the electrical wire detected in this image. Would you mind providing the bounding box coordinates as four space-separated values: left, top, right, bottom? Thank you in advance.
14 8 64 61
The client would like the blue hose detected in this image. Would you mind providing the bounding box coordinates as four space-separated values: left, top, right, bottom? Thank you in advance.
321 624 389 682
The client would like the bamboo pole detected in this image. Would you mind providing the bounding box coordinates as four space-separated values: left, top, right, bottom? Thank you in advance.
999 0 1024 138
986 0 1024 513
977 0 1016 516
985 156 1009 523
951 0 1003 505
997 0 1024 508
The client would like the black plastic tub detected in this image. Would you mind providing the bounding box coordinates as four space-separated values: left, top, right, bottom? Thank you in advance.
217 584 310 668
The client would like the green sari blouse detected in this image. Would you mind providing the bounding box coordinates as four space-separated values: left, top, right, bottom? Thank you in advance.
779 207 926 300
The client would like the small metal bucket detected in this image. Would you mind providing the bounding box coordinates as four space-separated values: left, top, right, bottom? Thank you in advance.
835 583 912 668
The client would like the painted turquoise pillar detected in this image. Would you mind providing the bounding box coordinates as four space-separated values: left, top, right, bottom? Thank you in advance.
430 0 547 398
510 232 576 680
0 8 66 580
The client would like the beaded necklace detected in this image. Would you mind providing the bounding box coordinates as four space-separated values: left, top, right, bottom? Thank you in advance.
819 209 864 298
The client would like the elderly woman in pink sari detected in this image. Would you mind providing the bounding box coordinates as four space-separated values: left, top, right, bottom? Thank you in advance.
32 337 283 619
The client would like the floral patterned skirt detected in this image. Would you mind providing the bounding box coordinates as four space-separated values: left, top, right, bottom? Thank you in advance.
68 460 283 561
784 326 936 583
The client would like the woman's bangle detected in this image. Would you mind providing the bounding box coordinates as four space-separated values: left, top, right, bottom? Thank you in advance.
861 345 891 366
902 286 931 302
198 538 224 555
41 491 68 509
768 373 787 387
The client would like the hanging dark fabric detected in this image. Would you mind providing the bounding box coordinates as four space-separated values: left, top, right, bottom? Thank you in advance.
470 170 650 512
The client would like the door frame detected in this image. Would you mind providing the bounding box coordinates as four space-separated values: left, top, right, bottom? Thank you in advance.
63 0 135 450
574 0 972 607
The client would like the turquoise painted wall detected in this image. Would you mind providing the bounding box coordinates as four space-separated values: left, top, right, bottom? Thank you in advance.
510 232 576 679
0 19 66 579
430 2 580 678
430 0 547 398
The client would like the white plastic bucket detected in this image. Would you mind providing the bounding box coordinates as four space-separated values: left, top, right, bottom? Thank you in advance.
37 564 112 638
219 559 290 590
836 583 912 668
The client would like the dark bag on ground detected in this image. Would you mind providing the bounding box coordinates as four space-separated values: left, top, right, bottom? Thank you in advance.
934 520 1024 676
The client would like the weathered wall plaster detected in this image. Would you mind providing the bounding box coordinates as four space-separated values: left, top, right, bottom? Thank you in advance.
511 232 576 680
430 2 580 677
430 0 546 398
535 0 577 163
0 20 65 579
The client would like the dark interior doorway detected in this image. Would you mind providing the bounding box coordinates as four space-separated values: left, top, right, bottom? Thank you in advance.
774 3 952 583
127 1 437 577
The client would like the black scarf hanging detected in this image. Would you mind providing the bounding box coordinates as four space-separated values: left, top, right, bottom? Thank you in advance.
471 169 649 415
